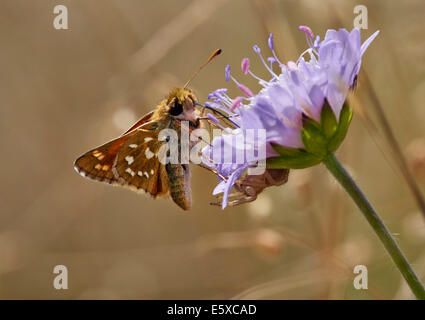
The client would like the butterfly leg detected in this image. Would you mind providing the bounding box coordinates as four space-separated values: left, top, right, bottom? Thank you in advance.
210 191 258 207
197 162 227 181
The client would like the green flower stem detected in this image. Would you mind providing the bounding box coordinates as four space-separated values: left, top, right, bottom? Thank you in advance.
323 153 425 299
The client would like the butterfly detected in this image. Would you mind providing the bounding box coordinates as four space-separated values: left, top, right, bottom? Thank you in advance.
74 50 222 210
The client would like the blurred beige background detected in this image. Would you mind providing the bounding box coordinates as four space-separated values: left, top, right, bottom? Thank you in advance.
1 0 425 299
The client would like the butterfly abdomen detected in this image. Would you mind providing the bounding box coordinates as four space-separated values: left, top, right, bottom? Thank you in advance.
166 163 191 210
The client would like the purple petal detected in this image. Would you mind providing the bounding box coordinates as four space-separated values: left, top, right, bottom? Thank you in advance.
326 82 347 119
361 30 380 56
308 85 325 121
213 180 227 195
239 108 263 130
221 165 248 209
287 61 298 71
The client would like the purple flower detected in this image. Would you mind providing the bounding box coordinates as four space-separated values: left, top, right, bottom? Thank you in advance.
204 27 379 208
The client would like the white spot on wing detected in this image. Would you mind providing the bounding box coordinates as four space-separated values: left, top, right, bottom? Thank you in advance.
125 168 135 176
145 147 154 159
138 171 143 177
150 169 154 175
125 156 134 165
129 144 138 148
144 171 149 178
144 137 153 142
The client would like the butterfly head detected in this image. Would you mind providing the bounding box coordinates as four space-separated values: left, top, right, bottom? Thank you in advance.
160 49 222 127
165 88 199 125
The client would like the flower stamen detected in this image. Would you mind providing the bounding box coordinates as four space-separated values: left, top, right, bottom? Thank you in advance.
229 96 243 111
225 64 255 98
299 25 319 55
268 33 284 67
253 44 279 79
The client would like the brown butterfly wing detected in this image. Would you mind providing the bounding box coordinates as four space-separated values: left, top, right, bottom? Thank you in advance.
74 114 192 209
73 112 154 185
113 127 170 198
123 111 154 135
74 134 133 184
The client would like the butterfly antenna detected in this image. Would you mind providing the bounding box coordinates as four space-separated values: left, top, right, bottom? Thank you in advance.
183 49 222 89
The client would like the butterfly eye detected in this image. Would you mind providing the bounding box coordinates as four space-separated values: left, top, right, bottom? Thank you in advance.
169 100 183 116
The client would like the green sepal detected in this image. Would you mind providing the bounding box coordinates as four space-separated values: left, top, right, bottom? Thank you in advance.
267 154 322 169
271 143 306 158
270 143 321 168
321 102 338 139
328 103 353 152
268 101 353 170
301 115 328 158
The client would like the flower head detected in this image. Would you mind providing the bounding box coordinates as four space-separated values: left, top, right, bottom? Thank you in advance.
203 27 379 208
